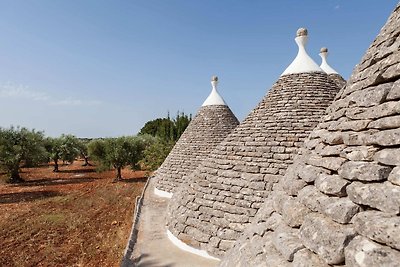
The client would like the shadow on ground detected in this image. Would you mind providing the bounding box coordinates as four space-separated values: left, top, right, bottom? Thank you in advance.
128 253 173 267
0 190 62 204
120 177 148 184
12 177 98 187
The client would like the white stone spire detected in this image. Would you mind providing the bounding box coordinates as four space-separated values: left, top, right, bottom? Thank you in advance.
281 28 323 76
319 47 339 74
202 75 227 106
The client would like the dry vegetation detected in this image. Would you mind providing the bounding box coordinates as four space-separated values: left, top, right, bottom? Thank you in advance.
0 160 147 266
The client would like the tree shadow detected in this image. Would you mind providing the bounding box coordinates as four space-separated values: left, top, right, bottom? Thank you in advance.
0 190 62 204
12 177 98 187
120 177 148 183
57 169 96 174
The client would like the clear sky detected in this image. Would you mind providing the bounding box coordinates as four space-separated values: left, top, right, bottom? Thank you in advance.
0 0 398 138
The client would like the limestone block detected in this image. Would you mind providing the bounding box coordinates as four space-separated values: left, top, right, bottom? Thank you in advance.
272 225 304 261
299 213 356 265
323 197 361 224
282 197 312 227
298 164 330 183
346 101 400 120
316 144 346 156
292 248 330 267
315 174 349 196
307 155 347 171
185 226 211 243
370 128 400 146
345 236 400 267
374 148 400 165
368 115 400 129
352 211 400 250
328 119 371 131
347 181 400 214
219 240 236 251
271 190 290 214
388 166 400 185
386 80 400 100
338 161 392 181
342 146 379 161
217 228 240 240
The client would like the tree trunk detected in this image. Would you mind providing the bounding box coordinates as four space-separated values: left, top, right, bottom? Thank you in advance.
53 159 59 172
113 167 122 182
9 166 23 183
82 156 92 166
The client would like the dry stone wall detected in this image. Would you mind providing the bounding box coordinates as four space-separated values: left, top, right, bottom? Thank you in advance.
328 73 346 89
220 4 400 266
167 71 340 257
155 105 239 193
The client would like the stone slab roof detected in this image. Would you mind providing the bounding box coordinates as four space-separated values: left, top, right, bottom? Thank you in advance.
154 104 239 195
220 3 400 266
167 65 340 256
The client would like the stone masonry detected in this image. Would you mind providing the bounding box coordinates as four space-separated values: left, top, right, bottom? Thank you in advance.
220 3 400 266
167 67 341 256
155 104 239 194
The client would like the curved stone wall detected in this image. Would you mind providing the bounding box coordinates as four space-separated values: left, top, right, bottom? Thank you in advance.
155 105 239 194
221 4 400 266
167 71 340 257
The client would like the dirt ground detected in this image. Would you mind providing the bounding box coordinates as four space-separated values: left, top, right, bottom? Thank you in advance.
0 160 147 267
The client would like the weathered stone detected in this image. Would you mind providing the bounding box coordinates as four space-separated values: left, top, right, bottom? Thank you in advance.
386 80 400 100
272 225 304 261
217 228 240 240
316 144 346 156
342 146 379 161
328 119 371 131
345 236 400 267
292 248 330 267
370 128 400 146
307 155 347 171
315 174 349 196
352 211 400 250
185 226 211 243
219 240 236 251
388 166 400 185
368 115 400 129
374 148 400 165
298 164 330 183
298 185 330 212
347 181 400 214
323 197 361 224
338 161 391 181
271 190 290 214
281 177 307 196
300 213 356 265
282 197 312 227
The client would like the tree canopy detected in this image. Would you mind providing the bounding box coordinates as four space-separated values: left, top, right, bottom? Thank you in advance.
139 111 191 142
0 126 47 183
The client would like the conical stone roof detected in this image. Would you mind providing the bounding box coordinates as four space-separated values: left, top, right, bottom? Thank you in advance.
154 76 239 197
166 29 341 257
220 3 400 266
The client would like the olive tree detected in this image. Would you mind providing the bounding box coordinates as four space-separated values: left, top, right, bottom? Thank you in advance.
46 134 81 172
88 135 154 182
0 126 47 183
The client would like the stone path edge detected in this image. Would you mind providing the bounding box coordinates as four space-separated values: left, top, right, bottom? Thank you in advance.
120 176 152 267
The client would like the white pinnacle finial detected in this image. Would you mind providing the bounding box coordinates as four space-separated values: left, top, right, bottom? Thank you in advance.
319 47 339 74
202 75 227 106
281 28 323 76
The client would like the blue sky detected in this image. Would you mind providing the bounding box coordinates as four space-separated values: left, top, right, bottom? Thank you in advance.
0 0 398 137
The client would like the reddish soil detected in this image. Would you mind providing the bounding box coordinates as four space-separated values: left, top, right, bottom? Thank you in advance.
0 160 148 267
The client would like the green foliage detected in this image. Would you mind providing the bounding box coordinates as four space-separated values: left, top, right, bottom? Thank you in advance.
140 138 175 171
138 111 191 142
0 126 47 183
88 135 155 181
45 134 81 172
